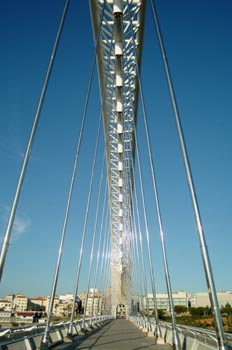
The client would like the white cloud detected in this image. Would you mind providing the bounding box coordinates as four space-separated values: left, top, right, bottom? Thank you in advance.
12 215 30 241
0 205 30 243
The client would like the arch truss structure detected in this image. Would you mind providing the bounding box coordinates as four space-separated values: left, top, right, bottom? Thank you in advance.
90 0 146 315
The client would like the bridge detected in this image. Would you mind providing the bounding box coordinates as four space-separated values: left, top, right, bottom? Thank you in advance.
0 1 231 350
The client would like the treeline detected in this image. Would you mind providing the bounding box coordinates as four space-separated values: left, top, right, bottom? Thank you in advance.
153 303 232 332
173 303 232 317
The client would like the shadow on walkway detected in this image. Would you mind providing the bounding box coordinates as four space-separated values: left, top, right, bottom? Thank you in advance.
57 319 170 350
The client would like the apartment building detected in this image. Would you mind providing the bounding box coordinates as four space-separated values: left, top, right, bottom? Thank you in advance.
5 294 28 311
81 290 103 316
29 297 46 311
42 295 60 315
0 299 13 312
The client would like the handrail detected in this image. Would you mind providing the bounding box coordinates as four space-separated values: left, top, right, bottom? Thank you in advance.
129 315 232 348
0 315 112 344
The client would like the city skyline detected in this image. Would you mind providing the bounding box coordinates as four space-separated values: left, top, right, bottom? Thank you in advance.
1 288 232 302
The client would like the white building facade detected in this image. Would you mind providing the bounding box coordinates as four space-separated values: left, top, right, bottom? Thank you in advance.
194 292 232 308
0 299 13 312
5 294 28 312
147 291 191 311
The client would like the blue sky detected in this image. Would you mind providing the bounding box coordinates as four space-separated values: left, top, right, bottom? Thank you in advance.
0 1 231 299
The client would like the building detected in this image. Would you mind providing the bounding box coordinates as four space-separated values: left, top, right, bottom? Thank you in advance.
43 295 60 315
147 291 191 311
58 294 84 317
194 292 232 308
28 297 46 311
81 290 103 316
11 295 61 315
0 299 13 312
5 294 28 312
56 301 75 317
59 293 74 304
0 310 11 323
15 311 34 324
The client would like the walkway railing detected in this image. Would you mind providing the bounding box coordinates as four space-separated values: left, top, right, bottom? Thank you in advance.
130 316 232 350
0 315 112 349
1 315 232 350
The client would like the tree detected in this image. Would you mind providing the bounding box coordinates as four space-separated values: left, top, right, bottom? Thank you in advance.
204 305 212 316
158 309 165 319
152 309 166 320
221 303 232 316
189 307 205 317
174 305 187 315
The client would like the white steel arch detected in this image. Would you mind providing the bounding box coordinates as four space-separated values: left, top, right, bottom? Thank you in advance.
89 0 146 316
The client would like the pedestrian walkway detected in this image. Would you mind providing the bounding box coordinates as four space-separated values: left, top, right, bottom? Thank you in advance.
58 319 170 350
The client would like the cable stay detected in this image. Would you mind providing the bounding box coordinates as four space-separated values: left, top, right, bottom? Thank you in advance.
41 1 107 347
89 182 109 324
149 1 227 349
0 0 71 283
81 154 106 329
125 3 180 347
